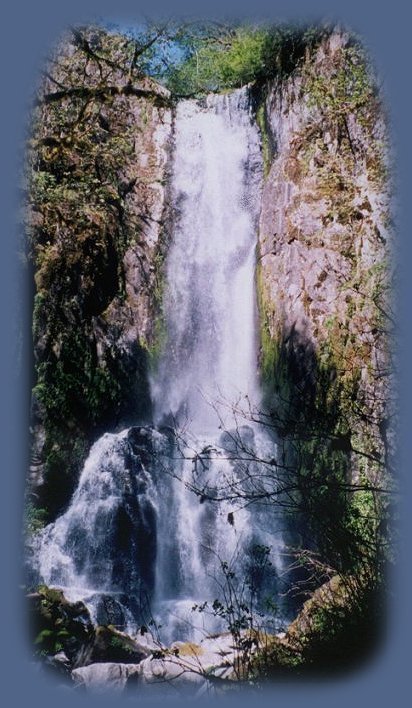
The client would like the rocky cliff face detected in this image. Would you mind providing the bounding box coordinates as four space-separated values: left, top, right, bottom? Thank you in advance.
26 26 392 564
25 25 393 683
256 30 393 568
26 29 173 517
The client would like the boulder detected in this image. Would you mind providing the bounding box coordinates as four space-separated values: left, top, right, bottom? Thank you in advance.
136 633 243 695
138 653 207 696
72 662 140 693
86 625 151 665
93 593 128 628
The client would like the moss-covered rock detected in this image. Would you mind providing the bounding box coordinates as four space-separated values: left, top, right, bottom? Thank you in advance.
87 625 151 665
253 571 384 678
28 585 95 665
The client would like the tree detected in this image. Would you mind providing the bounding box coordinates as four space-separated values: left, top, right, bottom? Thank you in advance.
162 21 328 96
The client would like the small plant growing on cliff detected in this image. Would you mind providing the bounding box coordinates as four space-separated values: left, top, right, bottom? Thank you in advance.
191 546 279 681
24 503 48 537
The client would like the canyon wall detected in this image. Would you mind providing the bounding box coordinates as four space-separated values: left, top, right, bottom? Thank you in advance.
256 30 392 567
26 29 173 517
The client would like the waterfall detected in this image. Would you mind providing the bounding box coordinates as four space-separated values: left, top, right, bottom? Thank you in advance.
32 88 287 644
152 89 262 433
150 89 285 641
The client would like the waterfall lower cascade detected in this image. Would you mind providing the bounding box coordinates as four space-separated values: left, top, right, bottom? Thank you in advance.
33 88 287 645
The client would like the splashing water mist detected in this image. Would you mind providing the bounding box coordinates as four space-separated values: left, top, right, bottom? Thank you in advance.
33 88 287 644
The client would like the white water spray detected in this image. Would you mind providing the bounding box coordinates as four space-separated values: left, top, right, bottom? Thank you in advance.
33 88 287 643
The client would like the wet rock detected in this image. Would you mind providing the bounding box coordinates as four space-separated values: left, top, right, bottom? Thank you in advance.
86 625 151 665
259 30 389 364
72 662 141 693
93 594 127 629
257 28 391 564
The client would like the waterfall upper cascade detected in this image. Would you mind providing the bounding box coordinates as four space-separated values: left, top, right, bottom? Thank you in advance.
33 88 287 644
152 90 262 432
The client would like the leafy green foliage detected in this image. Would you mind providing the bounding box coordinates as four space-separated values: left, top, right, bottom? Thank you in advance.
24 504 48 537
34 627 69 655
29 585 94 660
166 27 267 94
163 22 328 96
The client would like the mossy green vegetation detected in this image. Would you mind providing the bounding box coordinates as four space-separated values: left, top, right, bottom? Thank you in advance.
256 291 390 576
305 43 374 123
255 99 273 179
255 260 278 390
24 504 48 537
145 312 167 372
253 572 384 677
145 249 168 371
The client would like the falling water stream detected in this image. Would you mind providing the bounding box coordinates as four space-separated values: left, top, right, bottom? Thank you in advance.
152 90 262 431
33 88 287 644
